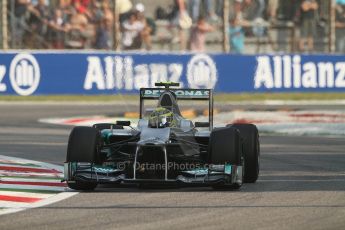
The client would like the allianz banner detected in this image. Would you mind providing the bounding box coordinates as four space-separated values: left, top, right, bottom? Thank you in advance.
0 51 344 95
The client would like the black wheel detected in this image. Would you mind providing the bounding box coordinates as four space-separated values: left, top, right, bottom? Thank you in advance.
208 127 242 190
208 127 241 165
66 126 101 163
67 181 97 191
66 126 100 191
92 123 123 131
230 124 260 183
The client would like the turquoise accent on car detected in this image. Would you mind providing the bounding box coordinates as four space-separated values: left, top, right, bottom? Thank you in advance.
224 164 232 175
101 129 113 144
92 165 119 173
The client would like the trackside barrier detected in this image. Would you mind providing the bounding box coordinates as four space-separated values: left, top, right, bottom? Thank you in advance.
0 51 344 96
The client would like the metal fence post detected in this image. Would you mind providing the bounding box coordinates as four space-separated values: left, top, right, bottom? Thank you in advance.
223 0 230 52
1 0 8 49
329 0 336 53
113 0 120 51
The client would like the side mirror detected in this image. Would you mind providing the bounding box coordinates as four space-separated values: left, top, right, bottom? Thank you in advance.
195 122 210 128
116 120 131 126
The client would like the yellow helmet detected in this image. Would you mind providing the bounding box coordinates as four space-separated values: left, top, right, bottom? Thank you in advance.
149 107 175 128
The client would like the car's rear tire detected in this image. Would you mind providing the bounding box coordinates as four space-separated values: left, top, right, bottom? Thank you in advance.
208 127 242 189
230 124 260 183
66 126 100 190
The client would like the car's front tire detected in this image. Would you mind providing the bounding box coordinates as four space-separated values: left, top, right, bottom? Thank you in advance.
208 126 242 189
230 124 260 183
66 126 100 190
66 126 101 163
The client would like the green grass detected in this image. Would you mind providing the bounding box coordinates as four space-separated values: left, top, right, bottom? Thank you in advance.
0 93 345 102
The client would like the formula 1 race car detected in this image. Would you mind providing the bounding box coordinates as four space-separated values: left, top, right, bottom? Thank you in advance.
64 82 260 190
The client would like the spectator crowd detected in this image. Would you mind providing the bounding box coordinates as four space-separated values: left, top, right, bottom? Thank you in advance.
10 0 345 53
14 0 114 49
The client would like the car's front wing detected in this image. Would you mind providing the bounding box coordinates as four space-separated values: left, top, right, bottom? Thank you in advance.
64 162 243 187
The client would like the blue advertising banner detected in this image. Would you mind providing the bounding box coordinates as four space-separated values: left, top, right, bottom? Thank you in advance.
0 51 344 96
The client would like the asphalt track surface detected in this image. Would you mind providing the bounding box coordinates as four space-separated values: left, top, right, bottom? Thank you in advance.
0 103 344 230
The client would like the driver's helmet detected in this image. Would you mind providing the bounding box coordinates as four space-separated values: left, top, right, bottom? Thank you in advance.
148 107 175 128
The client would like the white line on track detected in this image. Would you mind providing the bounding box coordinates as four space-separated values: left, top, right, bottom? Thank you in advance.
0 191 54 199
0 171 63 178
0 184 66 192
1 177 63 183
0 142 66 146
0 155 78 216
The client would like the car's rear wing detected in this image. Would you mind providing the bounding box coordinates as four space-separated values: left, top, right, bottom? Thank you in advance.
140 88 212 100
139 88 214 129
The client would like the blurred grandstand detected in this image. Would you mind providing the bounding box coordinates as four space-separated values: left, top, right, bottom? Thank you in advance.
0 0 344 54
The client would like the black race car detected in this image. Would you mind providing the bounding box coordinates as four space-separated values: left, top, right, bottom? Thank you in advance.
64 82 260 190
